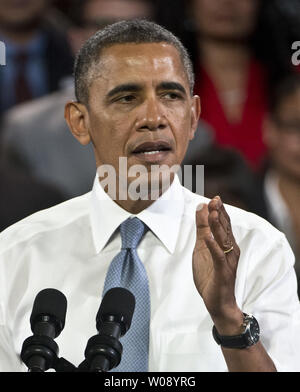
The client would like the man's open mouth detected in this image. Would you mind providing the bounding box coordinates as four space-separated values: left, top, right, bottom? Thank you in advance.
132 141 172 156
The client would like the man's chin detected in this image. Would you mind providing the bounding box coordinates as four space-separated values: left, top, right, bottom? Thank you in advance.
97 157 180 202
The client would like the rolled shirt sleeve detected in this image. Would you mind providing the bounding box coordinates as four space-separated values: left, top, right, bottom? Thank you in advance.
239 230 300 371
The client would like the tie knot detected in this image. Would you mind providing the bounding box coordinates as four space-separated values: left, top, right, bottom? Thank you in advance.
120 217 147 250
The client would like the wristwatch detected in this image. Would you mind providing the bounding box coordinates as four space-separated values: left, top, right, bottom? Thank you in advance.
212 313 260 349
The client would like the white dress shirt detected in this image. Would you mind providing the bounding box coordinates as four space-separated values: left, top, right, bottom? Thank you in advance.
0 173 300 372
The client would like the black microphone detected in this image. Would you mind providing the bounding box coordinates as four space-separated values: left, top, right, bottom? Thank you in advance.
20 288 67 372
83 287 135 372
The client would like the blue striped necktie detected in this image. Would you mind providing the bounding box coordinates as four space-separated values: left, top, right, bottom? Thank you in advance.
102 217 150 372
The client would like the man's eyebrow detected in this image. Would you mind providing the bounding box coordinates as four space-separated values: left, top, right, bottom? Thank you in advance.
106 83 142 99
158 82 187 95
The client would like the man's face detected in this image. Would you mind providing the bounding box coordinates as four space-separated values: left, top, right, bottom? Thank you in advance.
83 42 199 192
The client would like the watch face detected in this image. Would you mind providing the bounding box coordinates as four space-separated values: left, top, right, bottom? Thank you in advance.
247 316 260 345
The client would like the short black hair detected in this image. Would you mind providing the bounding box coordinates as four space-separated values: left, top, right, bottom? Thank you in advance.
74 19 195 105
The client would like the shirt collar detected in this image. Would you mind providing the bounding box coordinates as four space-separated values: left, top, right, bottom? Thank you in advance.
90 173 184 254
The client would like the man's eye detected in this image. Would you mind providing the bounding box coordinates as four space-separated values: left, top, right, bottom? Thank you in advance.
162 92 182 100
117 95 136 103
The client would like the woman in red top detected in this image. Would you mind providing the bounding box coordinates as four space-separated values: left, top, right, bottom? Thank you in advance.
182 0 300 170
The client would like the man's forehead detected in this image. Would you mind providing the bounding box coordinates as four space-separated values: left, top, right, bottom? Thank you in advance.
92 42 188 85
101 41 181 58
99 42 182 70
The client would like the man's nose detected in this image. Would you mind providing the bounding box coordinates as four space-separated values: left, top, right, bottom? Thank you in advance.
135 97 167 131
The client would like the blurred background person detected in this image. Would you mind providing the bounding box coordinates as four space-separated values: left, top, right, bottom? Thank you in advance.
0 86 96 199
262 73 300 293
0 0 74 114
183 144 268 218
170 0 300 170
0 117 64 232
68 0 155 54
0 0 155 199
0 160 64 232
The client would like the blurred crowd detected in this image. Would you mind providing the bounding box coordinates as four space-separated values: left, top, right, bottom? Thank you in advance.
0 0 299 293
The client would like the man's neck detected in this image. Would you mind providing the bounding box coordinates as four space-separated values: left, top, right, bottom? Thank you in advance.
100 175 176 214
113 198 156 214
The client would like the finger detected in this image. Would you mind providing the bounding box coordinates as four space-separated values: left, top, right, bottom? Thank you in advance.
205 233 239 276
218 204 240 258
207 197 240 269
217 202 240 261
218 201 236 242
195 203 211 250
208 208 239 263
208 208 232 251
209 196 237 249
204 235 226 272
195 204 209 234
208 196 229 233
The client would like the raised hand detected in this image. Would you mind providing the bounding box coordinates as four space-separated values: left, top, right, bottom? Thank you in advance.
192 196 243 334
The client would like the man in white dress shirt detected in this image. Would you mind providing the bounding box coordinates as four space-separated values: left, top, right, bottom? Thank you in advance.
0 20 299 372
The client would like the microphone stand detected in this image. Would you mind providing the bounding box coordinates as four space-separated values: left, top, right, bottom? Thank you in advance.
21 334 78 372
53 357 78 372
21 287 133 372
21 336 109 372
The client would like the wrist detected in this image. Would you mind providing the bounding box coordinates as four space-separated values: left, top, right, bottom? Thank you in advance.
212 312 260 349
211 308 244 336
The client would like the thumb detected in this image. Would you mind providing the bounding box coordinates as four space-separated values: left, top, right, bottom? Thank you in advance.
196 203 210 236
195 204 211 250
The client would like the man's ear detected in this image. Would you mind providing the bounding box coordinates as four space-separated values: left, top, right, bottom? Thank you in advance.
189 95 201 140
64 101 91 145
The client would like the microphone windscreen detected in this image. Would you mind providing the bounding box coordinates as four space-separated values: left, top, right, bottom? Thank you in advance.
96 287 135 332
30 288 67 336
